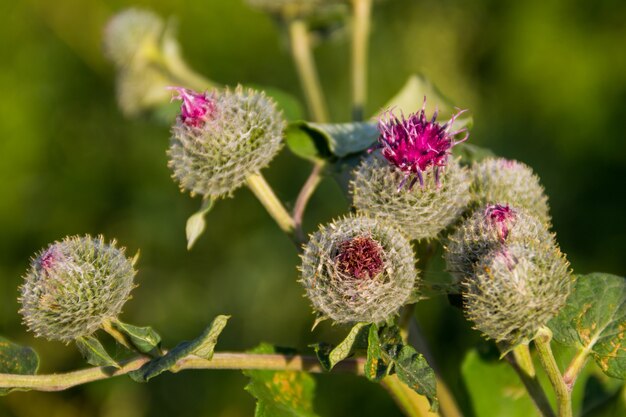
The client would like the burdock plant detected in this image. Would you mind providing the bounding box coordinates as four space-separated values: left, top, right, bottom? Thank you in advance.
1 4 623 417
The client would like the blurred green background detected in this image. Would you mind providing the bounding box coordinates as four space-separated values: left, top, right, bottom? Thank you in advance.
1 0 625 416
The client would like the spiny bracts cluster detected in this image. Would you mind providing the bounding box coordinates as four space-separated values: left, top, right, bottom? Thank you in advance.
300 216 417 324
351 155 470 241
19 235 137 343
470 157 550 223
444 202 571 345
168 86 285 199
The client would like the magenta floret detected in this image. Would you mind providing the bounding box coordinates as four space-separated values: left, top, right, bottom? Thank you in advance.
168 86 216 127
485 204 516 241
374 97 468 190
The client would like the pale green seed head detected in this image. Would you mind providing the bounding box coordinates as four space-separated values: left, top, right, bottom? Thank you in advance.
445 204 554 284
470 158 550 223
19 235 137 343
351 155 471 241
168 86 285 199
300 216 418 324
463 241 571 345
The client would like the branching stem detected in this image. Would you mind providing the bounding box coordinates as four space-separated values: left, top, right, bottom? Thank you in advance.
293 160 325 244
0 352 365 392
246 172 295 234
504 350 556 417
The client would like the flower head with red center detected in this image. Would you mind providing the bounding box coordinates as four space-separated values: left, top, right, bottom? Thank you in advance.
168 86 216 127
335 236 384 280
485 204 516 241
374 97 468 190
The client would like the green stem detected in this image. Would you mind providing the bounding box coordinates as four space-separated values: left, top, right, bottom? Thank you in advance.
504 350 556 417
246 172 295 234
563 348 590 391
292 160 325 244
535 328 572 417
0 352 365 392
288 19 329 123
101 318 133 351
350 0 372 121
381 374 439 417
513 344 536 378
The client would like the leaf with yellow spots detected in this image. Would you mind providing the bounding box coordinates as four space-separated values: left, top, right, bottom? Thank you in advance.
549 273 626 379
0 336 39 395
243 344 319 417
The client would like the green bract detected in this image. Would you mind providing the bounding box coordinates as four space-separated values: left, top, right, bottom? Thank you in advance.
168 86 285 199
300 216 417 324
463 241 571 346
351 155 470 241
470 158 550 223
19 235 137 343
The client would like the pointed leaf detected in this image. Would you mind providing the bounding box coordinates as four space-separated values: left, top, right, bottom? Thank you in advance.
111 320 162 354
186 197 214 250
129 315 229 382
0 337 39 395
392 345 438 412
365 323 388 381
243 343 320 417
295 121 378 158
313 323 370 371
549 273 626 379
452 143 495 165
380 74 473 132
75 335 119 368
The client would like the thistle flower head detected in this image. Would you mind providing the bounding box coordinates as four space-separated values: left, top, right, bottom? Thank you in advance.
471 158 550 223
374 97 469 190
335 236 384 280
168 87 216 127
351 155 471 241
463 242 571 345
444 204 553 283
300 216 417 324
168 86 285 199
103 8 163 68
19 235 137 343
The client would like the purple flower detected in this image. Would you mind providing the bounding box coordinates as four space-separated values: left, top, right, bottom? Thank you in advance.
485 204 516 241
374 97 468 190
335 236 384 280
168 87 215 127
37 247 60 273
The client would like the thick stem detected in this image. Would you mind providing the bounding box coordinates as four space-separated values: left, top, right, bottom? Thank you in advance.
382 375 439 417
293 160 325 244
504 351 556 417
563 348 590 391
288 19 329 123
0 352 365 392
350 0 372 121
246 172 295 234
535 328 572 417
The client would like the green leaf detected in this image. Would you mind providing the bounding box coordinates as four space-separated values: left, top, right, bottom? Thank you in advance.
243 343 320 417
392 345 438 411
452 143 495 165
380 74 473 133
0 337 39 395
365 324 438 410
549 273 626 379
461 349 540 417
186 197 214 250
111 320 162 354
313 322 370 371
75 335 119 368
129 315 229 382
295 121 378 158
249 84 304 122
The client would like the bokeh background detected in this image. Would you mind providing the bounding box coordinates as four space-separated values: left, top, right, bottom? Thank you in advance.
1 0 625 416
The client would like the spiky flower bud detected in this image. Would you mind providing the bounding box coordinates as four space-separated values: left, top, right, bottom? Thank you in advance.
300 216 417 324
103 8 163 68
470 158 550 223
351 155 471 241
19 236 137 343
445 204 554 283
463 241 571 345
168 86 285 199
